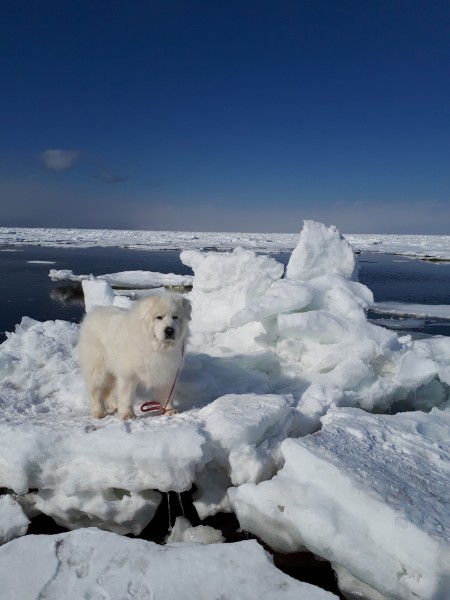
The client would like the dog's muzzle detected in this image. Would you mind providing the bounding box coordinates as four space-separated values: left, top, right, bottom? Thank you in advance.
164 326 175 340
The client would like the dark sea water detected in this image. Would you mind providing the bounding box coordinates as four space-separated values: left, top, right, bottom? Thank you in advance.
358 253 450 337
1 246 450 342
0 246 192 342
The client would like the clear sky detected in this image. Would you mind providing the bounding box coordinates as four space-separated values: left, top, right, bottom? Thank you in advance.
1 0 449 233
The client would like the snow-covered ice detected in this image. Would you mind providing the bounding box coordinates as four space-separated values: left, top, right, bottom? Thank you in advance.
231 407 450 600
81 279 117 313
165 516 225 544
333 564 397 600
0 495 30 545
372 301 450 320
345 233 450 261
0 227 299 253
0 528 337 600
50 268 193 289
181 245 284 334
1 220 450 599
286 220 358 281
369 317 427 331
1 225 450 259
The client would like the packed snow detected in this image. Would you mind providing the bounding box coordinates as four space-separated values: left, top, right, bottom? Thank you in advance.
1 220 450 599
1 225 450 259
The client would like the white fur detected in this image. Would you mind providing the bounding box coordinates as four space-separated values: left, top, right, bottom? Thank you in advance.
78 294 191 420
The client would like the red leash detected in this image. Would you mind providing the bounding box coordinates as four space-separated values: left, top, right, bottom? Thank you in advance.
140 342 185 415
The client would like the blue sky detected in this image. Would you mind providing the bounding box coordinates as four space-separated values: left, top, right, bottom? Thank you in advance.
1 0 449 233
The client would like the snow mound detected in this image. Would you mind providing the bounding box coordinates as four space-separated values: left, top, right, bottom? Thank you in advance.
0 528 338 600
181 245 284 334
287 220 358 281
179 220 449 431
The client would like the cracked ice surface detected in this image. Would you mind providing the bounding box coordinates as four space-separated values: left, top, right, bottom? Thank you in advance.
1 220 450 599
231 407 450 600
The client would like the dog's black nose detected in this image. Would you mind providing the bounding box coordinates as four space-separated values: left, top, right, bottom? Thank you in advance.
164 326 175 338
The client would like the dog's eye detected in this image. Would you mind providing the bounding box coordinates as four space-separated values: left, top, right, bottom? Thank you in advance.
172 315 179 320
156 316 163 320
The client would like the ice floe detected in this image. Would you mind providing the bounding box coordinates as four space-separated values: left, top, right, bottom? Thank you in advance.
231 407 450 600
345 233 450 261
50 268 193 289
372 301 450 320
0 528 337 600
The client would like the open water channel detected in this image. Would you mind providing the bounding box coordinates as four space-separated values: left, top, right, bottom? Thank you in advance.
1 245 449 342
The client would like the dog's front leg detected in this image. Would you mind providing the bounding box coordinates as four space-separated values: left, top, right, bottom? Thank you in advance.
117 377 136 420
152 385 177 416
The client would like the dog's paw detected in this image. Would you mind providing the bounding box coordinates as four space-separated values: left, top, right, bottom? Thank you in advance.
93 409 107 419
164 408 178 417
119 411 136 421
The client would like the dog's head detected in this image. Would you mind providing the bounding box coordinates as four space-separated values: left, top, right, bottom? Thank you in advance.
138 294 191 347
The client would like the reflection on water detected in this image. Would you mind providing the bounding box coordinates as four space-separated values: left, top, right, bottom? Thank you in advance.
50 282 85 305
0 246 192 342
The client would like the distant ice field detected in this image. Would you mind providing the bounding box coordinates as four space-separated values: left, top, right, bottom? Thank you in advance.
1 226 450 259
1 244 449 342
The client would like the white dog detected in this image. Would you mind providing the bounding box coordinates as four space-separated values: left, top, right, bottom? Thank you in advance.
78 294 191 420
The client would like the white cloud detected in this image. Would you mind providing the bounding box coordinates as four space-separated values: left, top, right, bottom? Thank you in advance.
39 149 80 171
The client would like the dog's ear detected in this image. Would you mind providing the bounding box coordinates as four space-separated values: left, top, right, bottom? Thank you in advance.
138 298 155 323
182 297 192 321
